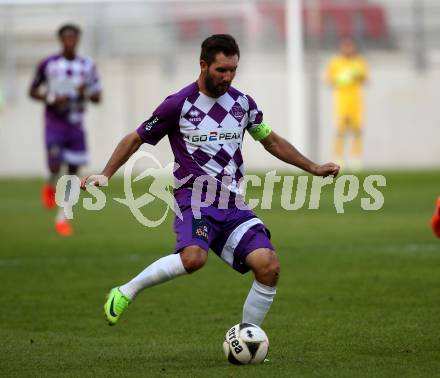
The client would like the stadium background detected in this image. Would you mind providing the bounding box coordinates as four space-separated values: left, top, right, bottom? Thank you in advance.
1 1 440 377
0 0 439 175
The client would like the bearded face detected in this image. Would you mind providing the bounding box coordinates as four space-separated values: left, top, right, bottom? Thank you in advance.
204 69 231 97
200 53 238 98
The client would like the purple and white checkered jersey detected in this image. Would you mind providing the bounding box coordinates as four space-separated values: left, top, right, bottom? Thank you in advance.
136 82 263 208
31 54 101 126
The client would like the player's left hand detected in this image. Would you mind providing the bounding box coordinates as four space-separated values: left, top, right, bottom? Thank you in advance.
80 174 108 190
311 163 340 177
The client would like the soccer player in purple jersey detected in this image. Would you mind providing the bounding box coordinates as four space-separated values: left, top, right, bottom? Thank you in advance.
29 24 101 236
81 35 339 327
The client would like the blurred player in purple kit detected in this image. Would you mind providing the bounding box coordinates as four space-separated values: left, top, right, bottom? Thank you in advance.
29 24 101 236
81 35 339 327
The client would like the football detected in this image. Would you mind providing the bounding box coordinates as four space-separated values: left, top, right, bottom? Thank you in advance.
223 323 269 364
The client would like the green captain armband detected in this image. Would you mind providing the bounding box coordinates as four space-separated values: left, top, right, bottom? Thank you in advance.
248 122 272 141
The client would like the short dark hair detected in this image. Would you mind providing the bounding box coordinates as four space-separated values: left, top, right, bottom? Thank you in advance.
200 34 240 65
58 23 81 38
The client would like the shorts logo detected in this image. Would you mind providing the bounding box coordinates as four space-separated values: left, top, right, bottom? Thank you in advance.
143 115 160 132
231 105 245 121
192 218 210 242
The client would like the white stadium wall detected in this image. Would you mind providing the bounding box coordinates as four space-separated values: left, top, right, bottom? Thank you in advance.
1 50 439 176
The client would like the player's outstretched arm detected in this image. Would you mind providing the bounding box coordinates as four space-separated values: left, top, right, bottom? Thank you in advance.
80 131 143 188
260 131 340 177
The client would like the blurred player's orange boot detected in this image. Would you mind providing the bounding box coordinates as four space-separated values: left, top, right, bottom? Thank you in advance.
42 184 56 209
432 197 440 238
56 220 73 237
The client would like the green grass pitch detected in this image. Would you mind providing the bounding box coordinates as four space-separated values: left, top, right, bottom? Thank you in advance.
1 170 439 377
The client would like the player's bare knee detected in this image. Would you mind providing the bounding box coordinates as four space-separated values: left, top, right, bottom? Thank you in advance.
249 249 280 285
180 246 208 273
263 253 280 282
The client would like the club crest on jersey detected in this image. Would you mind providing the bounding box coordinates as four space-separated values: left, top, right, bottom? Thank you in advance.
192 218 209 242
231 105 245 121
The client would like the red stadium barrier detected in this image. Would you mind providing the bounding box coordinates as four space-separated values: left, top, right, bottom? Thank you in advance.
173 0 389 45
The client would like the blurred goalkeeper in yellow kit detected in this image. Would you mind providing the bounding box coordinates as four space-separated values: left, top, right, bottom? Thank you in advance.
326 36 368 169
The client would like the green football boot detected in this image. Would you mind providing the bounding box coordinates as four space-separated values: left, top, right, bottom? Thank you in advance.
104 287 131 326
